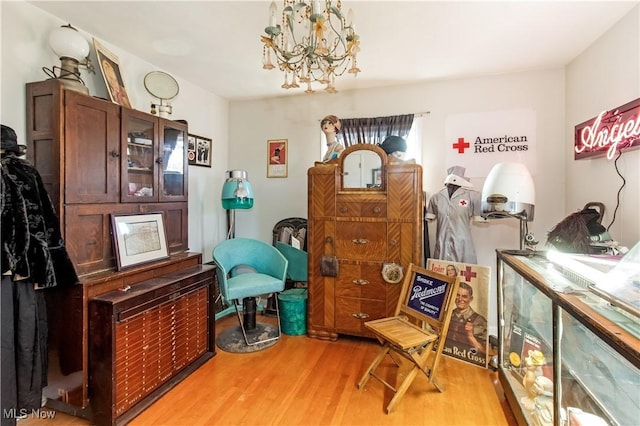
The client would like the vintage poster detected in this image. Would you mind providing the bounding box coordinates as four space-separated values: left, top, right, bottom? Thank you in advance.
427 259 491 368
267 139 287 178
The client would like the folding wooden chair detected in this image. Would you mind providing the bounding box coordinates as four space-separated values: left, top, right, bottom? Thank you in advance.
357 263 460 413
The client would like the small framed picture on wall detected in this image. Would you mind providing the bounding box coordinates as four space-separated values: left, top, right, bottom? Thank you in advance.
267 139 287 178
187 133 212 167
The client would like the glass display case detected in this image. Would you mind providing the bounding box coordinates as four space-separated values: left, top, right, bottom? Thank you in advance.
121 108 188 203
496 250 639 426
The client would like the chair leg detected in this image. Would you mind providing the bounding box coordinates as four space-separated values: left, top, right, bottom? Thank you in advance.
357 344 391 390
386 365 421 414
233 297 282 346
360 341 442 413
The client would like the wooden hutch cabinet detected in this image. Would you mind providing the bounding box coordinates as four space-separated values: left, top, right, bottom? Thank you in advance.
27 80 188 275
25 80 214 425
307 144 423 340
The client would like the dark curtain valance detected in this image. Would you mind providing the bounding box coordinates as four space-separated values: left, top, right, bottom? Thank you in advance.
338 114 414 147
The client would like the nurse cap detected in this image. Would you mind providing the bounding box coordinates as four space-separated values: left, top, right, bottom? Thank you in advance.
444 165 473 188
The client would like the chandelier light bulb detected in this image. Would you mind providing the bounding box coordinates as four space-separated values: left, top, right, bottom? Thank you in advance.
269 1 278 27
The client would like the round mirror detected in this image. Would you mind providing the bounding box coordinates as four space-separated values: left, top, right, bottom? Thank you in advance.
144 71 179 100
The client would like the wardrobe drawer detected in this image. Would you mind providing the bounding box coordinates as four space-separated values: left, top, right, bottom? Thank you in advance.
335 297 386 336
335 222 386 261
335 263 386 301
336 202 386 218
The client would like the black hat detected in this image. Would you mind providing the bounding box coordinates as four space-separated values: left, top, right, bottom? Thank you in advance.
1 124 26 156
378 135 407 155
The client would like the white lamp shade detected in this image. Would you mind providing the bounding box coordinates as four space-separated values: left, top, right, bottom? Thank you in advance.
482 162 535 220
49 24 90 61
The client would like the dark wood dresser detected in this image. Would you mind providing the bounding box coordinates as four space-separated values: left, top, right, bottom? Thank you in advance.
25 80 215 424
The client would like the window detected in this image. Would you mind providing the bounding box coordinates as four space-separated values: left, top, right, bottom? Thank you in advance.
320 114 423 164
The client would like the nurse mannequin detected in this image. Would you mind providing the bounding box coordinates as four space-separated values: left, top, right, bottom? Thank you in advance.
426 166 486 264
321 115 344 162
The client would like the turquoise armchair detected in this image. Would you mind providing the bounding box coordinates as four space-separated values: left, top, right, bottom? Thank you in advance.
275 242 308 284
213 238 288 346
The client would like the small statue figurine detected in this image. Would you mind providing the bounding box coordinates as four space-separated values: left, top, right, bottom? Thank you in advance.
321 115 344 162
521 350 547 410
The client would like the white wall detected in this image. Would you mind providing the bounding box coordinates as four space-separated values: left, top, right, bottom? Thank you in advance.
0 1 230 261
566 4 640 250
231 69 568 250
230 69 567 333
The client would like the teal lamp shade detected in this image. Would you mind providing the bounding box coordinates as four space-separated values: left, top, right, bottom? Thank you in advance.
221 170 254 210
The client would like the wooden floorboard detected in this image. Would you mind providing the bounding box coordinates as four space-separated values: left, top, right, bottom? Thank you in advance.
20 314 516 426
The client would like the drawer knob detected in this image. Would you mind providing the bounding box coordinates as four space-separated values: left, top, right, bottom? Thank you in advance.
340 207 348 213
353 279 369 286
352 312 370 320
373 207 381 213
352 238 369 244
110 150 120 158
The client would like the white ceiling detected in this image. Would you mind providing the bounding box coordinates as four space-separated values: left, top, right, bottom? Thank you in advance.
29 1 638 101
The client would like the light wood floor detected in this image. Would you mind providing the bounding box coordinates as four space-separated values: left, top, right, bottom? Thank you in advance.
21 314 516 426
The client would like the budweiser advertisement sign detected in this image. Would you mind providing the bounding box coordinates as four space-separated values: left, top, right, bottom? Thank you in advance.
574 98 640 160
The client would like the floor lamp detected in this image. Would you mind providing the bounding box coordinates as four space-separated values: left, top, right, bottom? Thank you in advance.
481 162 536 252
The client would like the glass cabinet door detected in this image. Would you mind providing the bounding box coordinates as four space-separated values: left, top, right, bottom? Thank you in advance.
159 119 188 202
560 309 640 425
498 260 555 425
121 109 159 202
498 252 640 426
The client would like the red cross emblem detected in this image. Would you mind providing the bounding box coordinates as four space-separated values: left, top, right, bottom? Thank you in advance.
461 266 477 282
452 137 470 153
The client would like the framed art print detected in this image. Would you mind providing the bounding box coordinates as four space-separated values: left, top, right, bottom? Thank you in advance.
187 133 212 167
267 139 287 178
111 212 169 270
94 38 132 108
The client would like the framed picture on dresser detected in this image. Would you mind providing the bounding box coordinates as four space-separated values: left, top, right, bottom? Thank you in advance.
111 212 169 270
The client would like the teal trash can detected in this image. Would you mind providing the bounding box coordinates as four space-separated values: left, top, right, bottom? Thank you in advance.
278 288 308 336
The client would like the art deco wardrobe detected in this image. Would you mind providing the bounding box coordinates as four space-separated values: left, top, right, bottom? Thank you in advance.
307 144 423 340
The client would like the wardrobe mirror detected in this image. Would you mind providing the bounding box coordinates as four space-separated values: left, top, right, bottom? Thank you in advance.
341 144 386 190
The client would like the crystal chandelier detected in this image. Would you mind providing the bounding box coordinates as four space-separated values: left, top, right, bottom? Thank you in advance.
261 0 361 93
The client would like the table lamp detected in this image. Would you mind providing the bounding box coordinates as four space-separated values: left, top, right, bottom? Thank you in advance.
43 24 93 95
